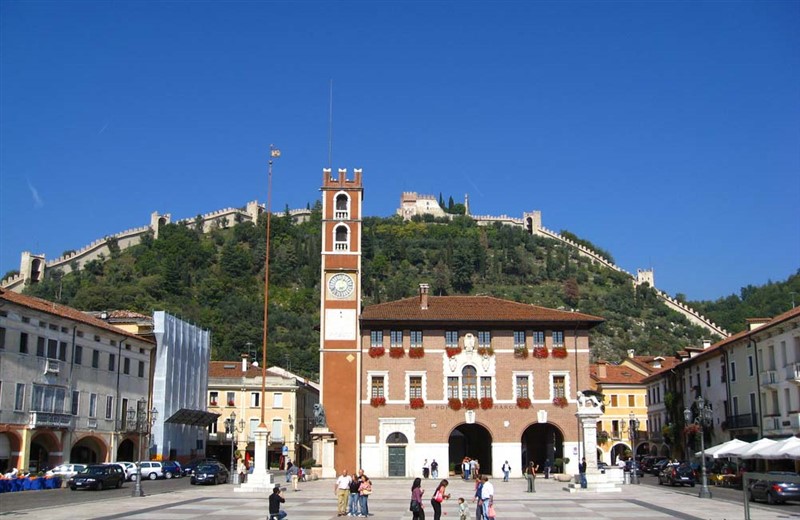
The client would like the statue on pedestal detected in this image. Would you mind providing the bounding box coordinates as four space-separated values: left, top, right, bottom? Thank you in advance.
313 403 327 428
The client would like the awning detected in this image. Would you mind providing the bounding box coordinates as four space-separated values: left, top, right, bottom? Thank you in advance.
165 408 220 427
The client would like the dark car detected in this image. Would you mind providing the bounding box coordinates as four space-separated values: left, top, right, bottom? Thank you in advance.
658 463 697 487
651 459 671 476
182 457 218 476
68 464 125 491
640 456 666 473
748 472 800 505
162 460 183 479
190 462 229 485
625 460 645 478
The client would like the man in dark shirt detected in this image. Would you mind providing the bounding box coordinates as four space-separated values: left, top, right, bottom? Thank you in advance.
579 457 587 488
269 485 287 519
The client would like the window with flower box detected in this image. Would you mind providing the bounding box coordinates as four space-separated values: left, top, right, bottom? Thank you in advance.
409 331 424 357
445 331 458 348
227 392 235 407
532 331 544 348
371 376 385 398
513 331 525 348
553 375 566 398
480 377 492 398
478 331 491 348
370 330 383 348
516 375 529 398
462 366 477 399
552 331 564 348
447 377 459 399
209 391 218 406
390 330 403 348
409 376 423 399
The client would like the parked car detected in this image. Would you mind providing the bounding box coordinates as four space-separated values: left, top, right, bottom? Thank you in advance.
46 463 87 480
182 457 218 476
658 463 697 487
651 459 671 476
189 462 229 485
135 461 164 480
68 464 125 490
109 462 137 481
625 460 645 478
748 472 800 505
162 460 183 479
640 456 666 473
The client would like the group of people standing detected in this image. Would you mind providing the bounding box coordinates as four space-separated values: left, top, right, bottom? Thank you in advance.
421 459 439 479
410 474 496 520
334 469 373 517
461 457 481 481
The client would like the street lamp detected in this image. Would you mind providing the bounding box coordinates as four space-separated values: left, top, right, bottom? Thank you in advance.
684 396 713 499
225 411 246 484
130 402 157 497
628 413 640 485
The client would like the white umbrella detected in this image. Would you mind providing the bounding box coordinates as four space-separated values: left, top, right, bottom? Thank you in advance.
724 438 777 458
760 436 800 460
695 439 749 459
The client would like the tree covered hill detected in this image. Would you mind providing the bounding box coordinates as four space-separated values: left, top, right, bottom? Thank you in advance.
26 205 786 379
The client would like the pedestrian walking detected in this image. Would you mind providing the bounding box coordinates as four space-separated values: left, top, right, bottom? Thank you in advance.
410 477 425 520
473 476 484 520
289 463 299 491
335 469 351 517
525 461 538 492
358 474 371 517
429 479 450 520
423 459 430 479
431 459 439 479
501 461 510 482
269 485 287 520
458 497 468 520
479 476 494 519
285 460 293 483
463 458 471 481
544 458 551 479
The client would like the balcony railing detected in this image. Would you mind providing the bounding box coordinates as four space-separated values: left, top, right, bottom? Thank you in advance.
762 370 779 387
787 363 800 384
764 416 781 431
29 411 72 429
726 413 758 430
44 358 60 375
334 210 349 219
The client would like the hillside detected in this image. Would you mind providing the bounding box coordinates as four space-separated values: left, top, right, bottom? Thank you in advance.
24 206 747 378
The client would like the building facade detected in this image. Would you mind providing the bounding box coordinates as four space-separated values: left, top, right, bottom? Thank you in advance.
0 289 154 473
206 359 319 471
358 287 603 478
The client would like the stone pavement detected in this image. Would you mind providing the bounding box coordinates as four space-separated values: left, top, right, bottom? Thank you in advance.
3 476 796 520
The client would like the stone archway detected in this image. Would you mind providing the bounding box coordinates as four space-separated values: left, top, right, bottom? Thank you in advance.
29 431 61 472
117 438 136 462
449 423 493 477
521 423 563 472
635 442 650 458
386 432 408 477
659 444 671 457
70 435 107 464
610 442 629 464
0 432 21 474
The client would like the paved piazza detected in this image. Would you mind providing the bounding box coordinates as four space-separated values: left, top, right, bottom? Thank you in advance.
1 476 796 520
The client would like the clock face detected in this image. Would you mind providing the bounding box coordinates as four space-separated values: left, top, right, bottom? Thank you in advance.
328 273 355 299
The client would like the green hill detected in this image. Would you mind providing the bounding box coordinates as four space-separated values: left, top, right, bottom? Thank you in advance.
26 205 792 378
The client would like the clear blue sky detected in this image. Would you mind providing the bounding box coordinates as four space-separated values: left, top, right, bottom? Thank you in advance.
1 1 798 302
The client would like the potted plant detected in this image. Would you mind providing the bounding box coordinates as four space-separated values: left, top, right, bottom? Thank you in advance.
552 347 568 359
463 397 479 410
389 347 405 358
477 345 495 356
597 430 610 445
480 397 493 410
445 346 462 358
368 346 385 358
370 396 386 407
514 346 529 359
448 398 462 411
516 397 531 409
552 396 568 408
532 346 549 359
408 347 424 359
409 397 425 409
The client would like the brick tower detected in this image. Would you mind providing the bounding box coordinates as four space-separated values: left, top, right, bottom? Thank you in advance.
319 167 363 472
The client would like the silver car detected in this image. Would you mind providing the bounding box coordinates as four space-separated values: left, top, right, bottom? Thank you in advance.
46 463 87 479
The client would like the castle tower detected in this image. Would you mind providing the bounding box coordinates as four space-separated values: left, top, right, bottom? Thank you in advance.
523 210 542 234
150 211 171 240
319 167 364 472
636 268 655 287
464 193 470 216
20 251 46 285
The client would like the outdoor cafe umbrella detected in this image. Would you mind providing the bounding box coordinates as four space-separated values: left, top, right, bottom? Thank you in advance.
695 438 750 459
723 438 777 459
748 436 800 460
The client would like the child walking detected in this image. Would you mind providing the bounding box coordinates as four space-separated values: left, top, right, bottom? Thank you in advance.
458 497 468 520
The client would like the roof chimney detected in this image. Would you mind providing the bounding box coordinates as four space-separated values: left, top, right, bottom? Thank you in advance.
627 349 635 359
746 318 771 331
596 361 607 379
241 353 249 372
702 339 711 350
419 283 430 310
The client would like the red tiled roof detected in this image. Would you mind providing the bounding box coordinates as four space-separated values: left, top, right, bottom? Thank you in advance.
590 364 647 385
361 296 604 326
208 361 283 379
0 289 154 344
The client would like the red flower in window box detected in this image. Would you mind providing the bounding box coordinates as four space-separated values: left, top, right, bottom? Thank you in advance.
409 397 425 409
477 346 494 356
370 397 386 407
227 400 235 406
445 346 462 358
480 397 493 410
552 396 568 408
514 347 529 359
463 398 479 410
552 347 568 359
368 346 385 358
516 397 532 409
448 398 462 411
210 400 218 406
532 346 549 359
408 347 425 359
389 347 405 358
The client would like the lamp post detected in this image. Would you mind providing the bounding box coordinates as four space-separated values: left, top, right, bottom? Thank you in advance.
225 411 246 484
684 396 712 499
628 413 640 485
130 402 157 497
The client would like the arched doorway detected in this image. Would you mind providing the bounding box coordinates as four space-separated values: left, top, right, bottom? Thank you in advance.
29 431 60 472
0 433 14 474
70 436 107 464
635 442 650 459
659 444 671 457
386 432 408 477
610 442 629 464
449 423 492 476
521 423 563 471
117 438 136 462
596 448 603 464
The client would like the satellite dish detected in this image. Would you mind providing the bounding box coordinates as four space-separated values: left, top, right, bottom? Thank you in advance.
251 361 259 367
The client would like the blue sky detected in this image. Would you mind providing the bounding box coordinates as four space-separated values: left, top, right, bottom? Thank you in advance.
1 1 798 302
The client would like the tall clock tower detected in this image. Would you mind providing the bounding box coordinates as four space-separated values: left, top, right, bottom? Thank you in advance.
319 167 363 472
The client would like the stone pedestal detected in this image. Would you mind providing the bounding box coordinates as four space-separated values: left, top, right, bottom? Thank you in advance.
565 393 622 493
235 426 273 493
311 427 337 479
